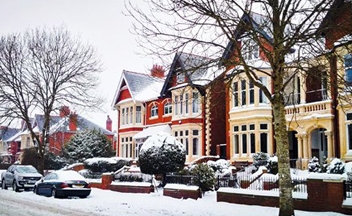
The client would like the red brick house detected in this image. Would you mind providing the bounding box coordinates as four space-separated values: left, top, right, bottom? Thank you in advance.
4 106 114 160
112 53 227 162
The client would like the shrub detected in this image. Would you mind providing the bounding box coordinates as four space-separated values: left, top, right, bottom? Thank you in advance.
138 133 186 186
191 163 215 194
327 158 345 174
308 156 320 173
267 156 278 175
118 173 144 182
253 152 269 169
44 152 66 170
20 147 40 169
84 158 131 173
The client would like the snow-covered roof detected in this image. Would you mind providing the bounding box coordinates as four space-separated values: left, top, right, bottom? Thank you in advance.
112 70 165 106
133 124 171 140
0 127 20 141
5 130 23 142
49 115 114 135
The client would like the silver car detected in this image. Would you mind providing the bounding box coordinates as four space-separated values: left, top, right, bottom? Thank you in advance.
1 165 42 192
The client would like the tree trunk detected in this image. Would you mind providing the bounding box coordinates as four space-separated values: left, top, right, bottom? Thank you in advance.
273 96 294 216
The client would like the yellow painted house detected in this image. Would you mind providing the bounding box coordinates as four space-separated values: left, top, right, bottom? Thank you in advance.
222 1 352 169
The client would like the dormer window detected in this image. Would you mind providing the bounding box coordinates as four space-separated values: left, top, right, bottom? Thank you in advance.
242 38 259 61
176 71 185 84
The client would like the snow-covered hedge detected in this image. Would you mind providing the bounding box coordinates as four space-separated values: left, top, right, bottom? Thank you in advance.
138 132 186 175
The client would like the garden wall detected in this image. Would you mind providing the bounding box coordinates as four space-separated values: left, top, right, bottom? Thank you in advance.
163 184 201 200
217 174 352 215
110 182 154 193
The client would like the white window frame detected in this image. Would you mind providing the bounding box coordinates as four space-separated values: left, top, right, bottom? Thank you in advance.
192 92 199 113
242 38 259 61
233 81 239 108
151 105 158 118
164 102 172 115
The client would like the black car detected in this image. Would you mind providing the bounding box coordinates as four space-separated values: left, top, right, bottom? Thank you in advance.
34 170 91 198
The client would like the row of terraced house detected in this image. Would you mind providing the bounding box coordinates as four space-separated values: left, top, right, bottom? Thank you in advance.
112 0 352 169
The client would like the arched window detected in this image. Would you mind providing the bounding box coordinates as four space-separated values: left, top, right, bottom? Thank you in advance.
151 105 158 117
164 102 172 115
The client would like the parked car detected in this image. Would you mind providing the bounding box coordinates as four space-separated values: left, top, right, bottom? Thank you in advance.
33 170 91 198
1 164 43 192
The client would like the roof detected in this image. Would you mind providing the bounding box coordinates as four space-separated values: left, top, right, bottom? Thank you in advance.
49 115 114 136
31 114 61 132
112 70 165 106
0 127 21 141
160 52 223 96
133 124 172 140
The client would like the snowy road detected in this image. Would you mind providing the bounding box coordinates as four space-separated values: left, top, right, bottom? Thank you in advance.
0 187 348 216
0 189 97 216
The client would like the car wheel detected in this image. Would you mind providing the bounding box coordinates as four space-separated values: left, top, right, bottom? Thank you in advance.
13 181 20 192
1 180 7 190
33 186 38 195
79 195 88 199
51 188 58 198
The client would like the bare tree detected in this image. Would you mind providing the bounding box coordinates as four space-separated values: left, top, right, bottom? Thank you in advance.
126 0 352 215
0 27 102 174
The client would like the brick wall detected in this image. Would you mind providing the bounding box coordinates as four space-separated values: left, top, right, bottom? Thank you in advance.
110 184 154 193
217 175 352 215
163 188 201 200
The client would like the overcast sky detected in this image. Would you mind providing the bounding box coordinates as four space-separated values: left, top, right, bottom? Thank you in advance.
0 0 156 131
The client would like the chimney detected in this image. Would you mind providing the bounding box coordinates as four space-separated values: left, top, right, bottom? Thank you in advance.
106 115 112 131
60 106 70 117
69 112 77 131
150 64 165 78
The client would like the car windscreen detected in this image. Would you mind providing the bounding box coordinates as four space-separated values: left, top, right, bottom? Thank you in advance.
16 166 38 173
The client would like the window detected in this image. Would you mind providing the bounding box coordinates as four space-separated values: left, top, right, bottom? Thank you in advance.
151 105 158 117
233 81 239 107
260 123 269 153
26 137 30 148
121 108 125 125
180 95 183 114
259 77 268 103
192 130 200 155
233 124 261 156
242 38 259 61
175 96 179 115
175 129 200 156
233 134 239 154
192 92 199 113
344 54 352 85
249 124 255 154
347 113 352 150
185 93 189 114
260 133 268 153
241 80 247 106
177 71 185 84
164 102 172 115
136 106 141 123
121 136 133 158
175 130 189 155
193 138 199 155
130 107 133 124
249 82 254 104
126 107 129 124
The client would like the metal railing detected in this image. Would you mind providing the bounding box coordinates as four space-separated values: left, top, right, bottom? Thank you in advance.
165 173 307 193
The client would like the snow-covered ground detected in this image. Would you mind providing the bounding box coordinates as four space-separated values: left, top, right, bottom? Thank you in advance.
0 186 348 216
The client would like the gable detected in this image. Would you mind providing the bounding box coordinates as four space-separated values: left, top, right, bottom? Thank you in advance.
117 86 132 102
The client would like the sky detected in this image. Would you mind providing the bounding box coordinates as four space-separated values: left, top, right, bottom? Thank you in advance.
0 0 156 131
